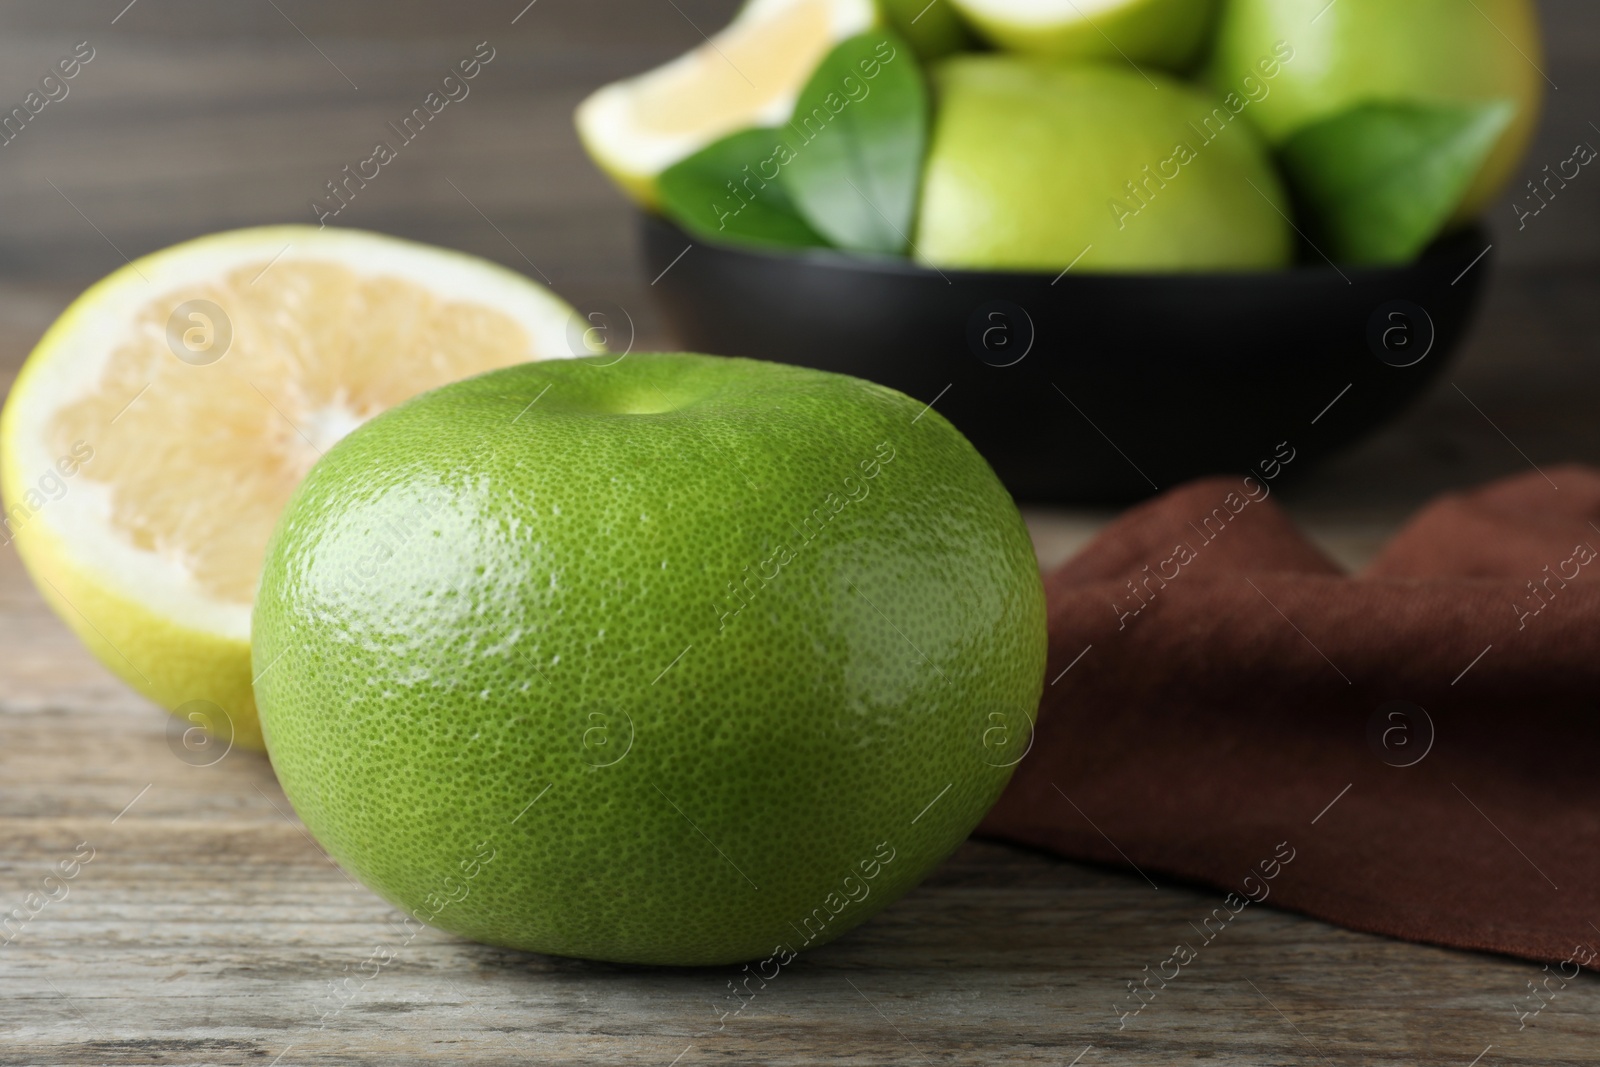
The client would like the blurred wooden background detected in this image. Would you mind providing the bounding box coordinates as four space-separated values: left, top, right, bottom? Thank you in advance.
0 0 1596 560
1 2 1599 1064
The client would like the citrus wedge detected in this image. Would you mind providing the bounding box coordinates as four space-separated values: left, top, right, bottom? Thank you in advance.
575 0 878 207
0 226 585 750
944 0 1218 69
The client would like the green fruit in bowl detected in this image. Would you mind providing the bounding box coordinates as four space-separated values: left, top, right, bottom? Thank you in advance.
915 57 1294 272
253 353 1047 966
945 0 1220 69
1209 0 1543 221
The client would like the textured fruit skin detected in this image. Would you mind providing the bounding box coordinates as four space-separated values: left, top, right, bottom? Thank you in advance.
1209 0 1543 220
916 58 1292 272
254 353 1046 965
950 0 1219 70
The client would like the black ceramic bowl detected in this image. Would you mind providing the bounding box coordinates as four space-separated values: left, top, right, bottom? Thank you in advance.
639 213 1492 503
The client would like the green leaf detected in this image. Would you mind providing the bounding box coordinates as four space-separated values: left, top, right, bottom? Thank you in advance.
657 128 830 251
781 31 928 255
1280 99 1515 266
876 0 974 60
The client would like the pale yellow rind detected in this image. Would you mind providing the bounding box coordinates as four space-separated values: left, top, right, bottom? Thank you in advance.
1 225 585 750
575 0 880 207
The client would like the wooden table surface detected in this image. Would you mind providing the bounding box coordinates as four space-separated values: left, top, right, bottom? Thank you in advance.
3 2 1599 1064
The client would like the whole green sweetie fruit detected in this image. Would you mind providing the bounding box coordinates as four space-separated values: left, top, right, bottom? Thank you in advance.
253 352 1047 965
1209 0 1543 221
915 57 1293 272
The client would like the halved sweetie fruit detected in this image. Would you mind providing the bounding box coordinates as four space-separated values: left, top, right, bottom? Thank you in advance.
0 225 585 749
575 0 878 206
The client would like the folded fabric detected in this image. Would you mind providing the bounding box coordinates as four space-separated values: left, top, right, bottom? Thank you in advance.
979 466 1600 973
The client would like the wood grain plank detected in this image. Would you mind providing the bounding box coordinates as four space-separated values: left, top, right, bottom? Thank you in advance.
2 1 1600 1063
5 526 1600 1066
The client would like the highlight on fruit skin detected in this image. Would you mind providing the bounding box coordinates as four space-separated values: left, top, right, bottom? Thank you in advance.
946 0 1220 70
1208 0 1544 223
0 225 586 751
252 352 1048 965
574 0 878 207
915 58 1293 272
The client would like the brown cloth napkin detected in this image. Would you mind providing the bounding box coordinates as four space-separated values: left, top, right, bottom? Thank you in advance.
979 466 1600 971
